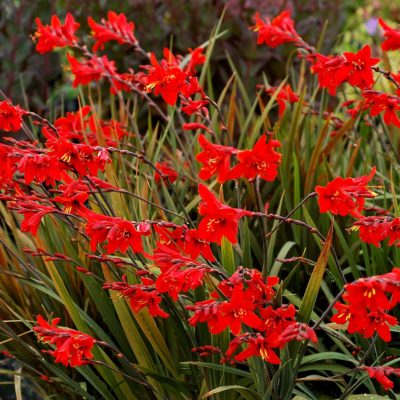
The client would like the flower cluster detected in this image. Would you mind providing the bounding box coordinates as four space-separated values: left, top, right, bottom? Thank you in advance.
33 315 95 367
309 46 380 95
143 47 205 105
0 100 26 132
363 366 400 391
88 11 137 51
331 268 400 341
250 11 301 48
250 11 400 136
33 13 79 53
196 133 281 184
197 184 255 244
315 168 376 218
187 267 316 363
262 84 300 116
82 210 151 254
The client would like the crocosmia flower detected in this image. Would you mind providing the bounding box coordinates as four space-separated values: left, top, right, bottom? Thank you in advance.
309 53 347 95
82 210 151 254
351 216 391 247
67 53 118 88
251 10 301 48
143 49 189 105
364 366 400 391
33 13 79 53
224 333 281 363
33 315 95 367
88 11 137 51
155 162 178 183
197 184 254 244
264 84 300 116
331 269 400 342
196 134 237 183
342 45 380 90
379 18 400 51
103 276 169 318
362 90 400 128
230 134 281 182
0 101 26 132
310 46 380 95
315 167 376 217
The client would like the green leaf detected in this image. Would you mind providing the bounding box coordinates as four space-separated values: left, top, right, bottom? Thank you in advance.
298 223 333 324
221 237 235 275
180 361 251 378
202 385 261 400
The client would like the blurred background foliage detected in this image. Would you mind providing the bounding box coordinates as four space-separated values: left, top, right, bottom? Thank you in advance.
2 0 397 117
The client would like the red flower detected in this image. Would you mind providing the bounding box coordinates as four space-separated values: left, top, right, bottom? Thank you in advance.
363 90 400 128
88 11 137 52
388 217 400 246
196 134 237 183
218 267 278 304
331 302 352 325
250 10 301 48
54 106 90 137
343 46 380 89
103 277 169 318
277 322 318 346
106 220 150 254
352 216 391 247
10 200 57 235
153 245 208 300
181 99 209 116
264 84 300 116
18 153 63 185
53 106 130 146
309 53 347 95
184 229 215 262
331 269 400 341
47 137 109 176
155 162 178 183
197 184 254 244
33 13 79 54
230 134 281 182
67 53 117 88
153 224 186 249
258 304 296 333
351 272 400 305
379 18 400 51
33 315 95 367
153 225 215 262
187 268 278 336
82 210 150 254
364 366 400 391
217 283 263 335
187 283 262 335
224 333 281 364
361 311 397 342
143 49 189 105
87 116 129 146
0 101 26 132
185 47 206 75
0 143 19 187
315 167 376 217
310 46 380 95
